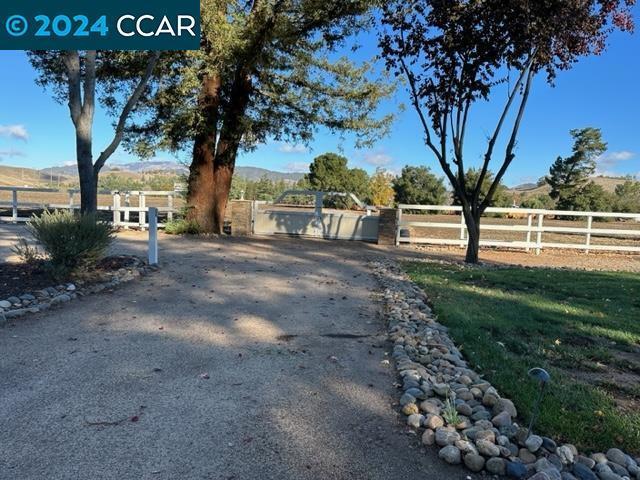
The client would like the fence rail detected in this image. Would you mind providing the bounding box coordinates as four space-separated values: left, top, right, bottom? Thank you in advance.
0 186 178 228
397 204 640 254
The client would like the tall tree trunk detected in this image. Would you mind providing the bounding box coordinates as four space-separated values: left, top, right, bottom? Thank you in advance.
187 74 220 232
187 133 217 231
187 70 250 234
209 136 240 233
79 170 98 214
211 162 234 233
462 205 481 264
75 122 97 214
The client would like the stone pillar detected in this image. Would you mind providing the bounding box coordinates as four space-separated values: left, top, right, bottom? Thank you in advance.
230 200 253 236
377 208 399 245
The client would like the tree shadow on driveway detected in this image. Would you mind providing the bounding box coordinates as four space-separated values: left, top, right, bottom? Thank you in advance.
0 235 472 480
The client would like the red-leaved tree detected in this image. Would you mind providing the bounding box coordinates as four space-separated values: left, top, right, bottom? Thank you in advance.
379 0 634 262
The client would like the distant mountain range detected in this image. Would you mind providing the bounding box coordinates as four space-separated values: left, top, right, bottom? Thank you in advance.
41 162 305 182
232 166 304 182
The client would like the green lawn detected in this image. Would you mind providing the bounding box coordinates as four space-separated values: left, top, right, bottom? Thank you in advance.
404 261 640 454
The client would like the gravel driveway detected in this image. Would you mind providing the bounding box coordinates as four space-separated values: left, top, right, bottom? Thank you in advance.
0 235 465 480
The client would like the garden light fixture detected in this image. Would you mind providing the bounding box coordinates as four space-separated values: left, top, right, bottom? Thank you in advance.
527 367 550 437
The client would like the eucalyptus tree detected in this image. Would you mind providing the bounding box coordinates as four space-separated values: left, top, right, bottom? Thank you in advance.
126 0 393 232
28 51 161 213
379 0 634 262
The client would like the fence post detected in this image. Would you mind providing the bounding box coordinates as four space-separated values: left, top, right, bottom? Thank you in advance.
68 190 74 211
535 214 544 255
139 193 146 229
585 215 593 254
148 207 158 266
124 193 131 225
112 192 121 226
459 210 466 248
230 200 253 236
525 213 533 252
395 208 402 246
167 193 174 222
251 200 257 234
11 189 18 223
377 207 399 246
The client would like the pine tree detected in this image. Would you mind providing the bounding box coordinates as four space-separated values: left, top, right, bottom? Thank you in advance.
546 128 607 210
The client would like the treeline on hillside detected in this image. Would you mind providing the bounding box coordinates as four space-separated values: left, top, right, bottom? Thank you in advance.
98 172 182 192
228 152 515 209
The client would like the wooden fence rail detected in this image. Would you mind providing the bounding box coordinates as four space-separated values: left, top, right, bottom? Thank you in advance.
0 186 178 229
397 204 640 254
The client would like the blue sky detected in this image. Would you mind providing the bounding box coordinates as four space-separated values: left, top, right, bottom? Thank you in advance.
0 13 638 187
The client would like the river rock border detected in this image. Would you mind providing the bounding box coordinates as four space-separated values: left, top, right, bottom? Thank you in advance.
0 256 154 324
371 259 640 480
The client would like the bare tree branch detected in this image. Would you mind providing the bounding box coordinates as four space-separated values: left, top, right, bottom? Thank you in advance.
94 51 161 175
473 53 536 203
481 65 535 212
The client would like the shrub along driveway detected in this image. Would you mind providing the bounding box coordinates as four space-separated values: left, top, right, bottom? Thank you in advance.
0 236 466 480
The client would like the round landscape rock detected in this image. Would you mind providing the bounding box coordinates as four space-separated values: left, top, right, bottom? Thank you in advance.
371 260 640 480
439 445 462 465
464 453 485 472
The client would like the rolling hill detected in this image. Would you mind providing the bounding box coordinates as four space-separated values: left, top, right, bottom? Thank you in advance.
508 175 628 197
0 162 305 188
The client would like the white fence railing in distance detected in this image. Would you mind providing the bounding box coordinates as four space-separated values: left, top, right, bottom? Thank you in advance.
0 186 178 229
0 186 60 222
397 204 640 254
111 191 177 229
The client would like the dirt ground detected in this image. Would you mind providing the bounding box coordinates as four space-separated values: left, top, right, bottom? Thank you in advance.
403 244 640 272
1 234 471 480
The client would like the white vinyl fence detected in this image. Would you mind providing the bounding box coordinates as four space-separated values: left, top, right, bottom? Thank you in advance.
0 186 178 229
397 204 640 254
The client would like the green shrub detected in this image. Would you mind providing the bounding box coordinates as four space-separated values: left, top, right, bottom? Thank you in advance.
520 193 556 210
164 218 200 235
11 238 42 264
26 210 114 279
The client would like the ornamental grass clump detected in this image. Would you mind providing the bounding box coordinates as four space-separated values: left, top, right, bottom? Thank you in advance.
26 210 114 280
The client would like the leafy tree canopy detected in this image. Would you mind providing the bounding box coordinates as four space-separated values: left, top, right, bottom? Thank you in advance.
127 0 395 158
547 127 608 210
369 168 395 207
519 193 556 210
306 152 370 202
378 0 633 262
453 168 511 208
392 165 447 205
614 178 640 213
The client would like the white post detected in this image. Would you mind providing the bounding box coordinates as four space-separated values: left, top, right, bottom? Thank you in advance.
395 208 402 246
11 189 18 223
68 190 74 211
112 192 121 226
535 214 544 255
251 200 257 235
586 215 593 254
525 213 533 252
139 194 146 228
148 207 158 266
167 194 174 222
459 210 466 248
124 193 131 225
